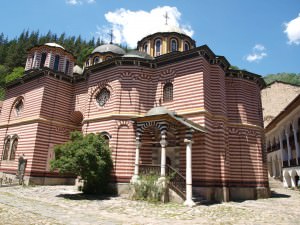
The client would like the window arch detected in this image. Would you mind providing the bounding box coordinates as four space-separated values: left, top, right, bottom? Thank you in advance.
96 88 111 107
54 55 60 71
170 39 178 52
2 135 19 161
143 43 148 53
65 60 70 74
40 52 47 68
163 82 173 102
14 98 24 116
155 39 162 56
10 138 18 160
86 60 90 67
105 56 112 60
93 56 100 64
184 42 190 51
100 131 111 143
2 137 10 160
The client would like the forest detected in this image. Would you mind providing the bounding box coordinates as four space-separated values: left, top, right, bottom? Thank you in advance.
0 30 299 100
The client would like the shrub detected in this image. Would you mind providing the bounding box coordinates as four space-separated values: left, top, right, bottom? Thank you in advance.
51 131 113 194
131 173 167 202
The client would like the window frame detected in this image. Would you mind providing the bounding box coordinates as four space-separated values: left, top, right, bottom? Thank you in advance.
96 87 111 107
163 82 174 102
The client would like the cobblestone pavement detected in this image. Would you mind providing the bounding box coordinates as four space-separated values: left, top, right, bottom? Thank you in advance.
0 182 299 225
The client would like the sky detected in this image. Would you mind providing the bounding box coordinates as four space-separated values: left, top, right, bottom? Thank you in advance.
0 0 299 76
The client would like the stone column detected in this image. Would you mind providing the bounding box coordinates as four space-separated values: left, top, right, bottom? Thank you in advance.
33 51 38 68
160 132 167 177
279 133 285 166
131 135 141 183
292 121 300 165
285 128 292 166
184 130 195 207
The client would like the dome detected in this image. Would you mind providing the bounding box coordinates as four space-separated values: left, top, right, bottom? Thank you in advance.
92 44 126 55
146 107 174 116
152 24 186 35
44 43 65 50
123 50 153 60
73 65 83 75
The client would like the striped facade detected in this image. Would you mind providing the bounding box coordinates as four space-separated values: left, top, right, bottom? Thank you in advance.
0 35 269 201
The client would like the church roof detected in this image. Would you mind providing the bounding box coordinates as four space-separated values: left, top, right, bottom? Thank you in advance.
44 43 65 50
123 50 153 60
73 65 83 75
92 44 126 55
141 106 205 132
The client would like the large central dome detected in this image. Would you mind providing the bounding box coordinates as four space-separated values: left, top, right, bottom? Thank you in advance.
92 44 126 55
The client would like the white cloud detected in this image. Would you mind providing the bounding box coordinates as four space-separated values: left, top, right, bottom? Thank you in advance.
66 0 95 5
96 6 194 48
246 44 267 62
284 13 300 45
253 44 265 51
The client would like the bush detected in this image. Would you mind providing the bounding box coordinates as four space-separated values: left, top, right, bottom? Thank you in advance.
131 173 167 202
51 131 113 194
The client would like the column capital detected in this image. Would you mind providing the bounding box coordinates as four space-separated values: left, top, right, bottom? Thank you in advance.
184 138 194 144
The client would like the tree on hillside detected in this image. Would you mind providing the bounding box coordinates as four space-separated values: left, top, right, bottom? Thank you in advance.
51 131 113 194
264 73 300 85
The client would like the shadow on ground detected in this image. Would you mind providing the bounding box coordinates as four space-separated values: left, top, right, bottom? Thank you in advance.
270 191 290 198
56 193 116 201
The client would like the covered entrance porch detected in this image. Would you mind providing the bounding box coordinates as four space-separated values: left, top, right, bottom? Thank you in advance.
131 107 205 206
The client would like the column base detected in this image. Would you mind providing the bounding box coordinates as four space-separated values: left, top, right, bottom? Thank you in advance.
184 199 196 207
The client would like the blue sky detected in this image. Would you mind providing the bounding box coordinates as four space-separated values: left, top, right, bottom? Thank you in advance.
1 0 299 76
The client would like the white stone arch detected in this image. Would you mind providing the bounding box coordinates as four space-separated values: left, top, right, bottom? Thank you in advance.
283 170 292 187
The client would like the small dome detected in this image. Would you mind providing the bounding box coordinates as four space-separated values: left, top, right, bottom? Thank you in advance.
73 65 83 75
44 43 65 50
146 107 174 116
123 50 153 60
92 44 125 55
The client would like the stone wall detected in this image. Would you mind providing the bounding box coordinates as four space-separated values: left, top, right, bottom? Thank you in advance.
261 81 300 127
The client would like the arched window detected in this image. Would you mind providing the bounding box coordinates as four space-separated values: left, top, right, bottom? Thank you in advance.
10 138 18 160
2 138 10 160
171 39 178 52
93 57 100 64
155 39 161 56
54 55 60 71
65 60 70 74
105 56 112 60
184 42 190 51
143 43 148 53
96 88 110 107
15 98 24 116
86 60 90 67
40 52 47 68
163 82 173 102
100 131 111 144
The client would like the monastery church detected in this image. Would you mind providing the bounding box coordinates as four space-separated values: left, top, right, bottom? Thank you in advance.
0 21 270 204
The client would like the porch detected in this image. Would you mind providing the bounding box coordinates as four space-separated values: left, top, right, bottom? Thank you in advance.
131 107 205 206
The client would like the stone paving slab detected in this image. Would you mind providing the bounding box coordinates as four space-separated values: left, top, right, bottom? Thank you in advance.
0 184 299 225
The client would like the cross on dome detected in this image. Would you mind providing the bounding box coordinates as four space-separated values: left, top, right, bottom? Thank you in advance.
163 12 169 25
108 29 114 44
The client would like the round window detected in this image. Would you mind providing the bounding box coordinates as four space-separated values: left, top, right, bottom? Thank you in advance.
96 88 110 107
